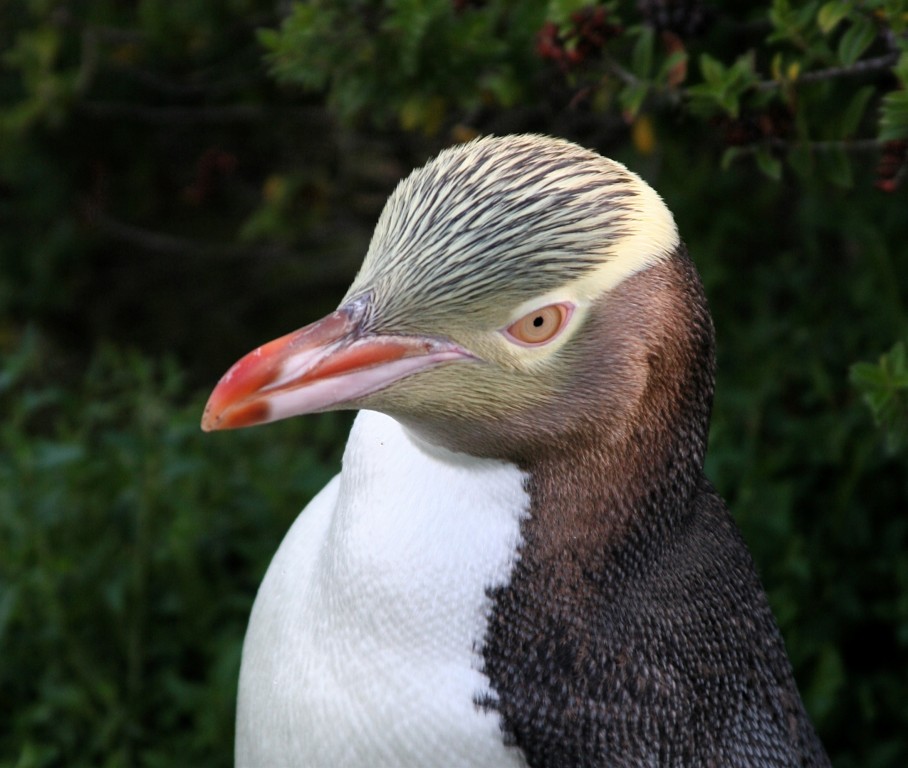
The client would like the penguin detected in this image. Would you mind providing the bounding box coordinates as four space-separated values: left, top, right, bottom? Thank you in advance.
202 135 830 767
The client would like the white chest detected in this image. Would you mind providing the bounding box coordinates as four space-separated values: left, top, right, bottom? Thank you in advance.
235 410 529 768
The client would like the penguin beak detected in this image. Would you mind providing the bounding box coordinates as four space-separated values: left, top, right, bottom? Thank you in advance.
201 301 472 431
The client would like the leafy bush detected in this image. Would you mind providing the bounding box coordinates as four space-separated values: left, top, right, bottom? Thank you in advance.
851 341 908 453
265 0 908 187
0 333 348 767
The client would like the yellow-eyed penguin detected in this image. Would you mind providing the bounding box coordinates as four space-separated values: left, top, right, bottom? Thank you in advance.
202 135 830 767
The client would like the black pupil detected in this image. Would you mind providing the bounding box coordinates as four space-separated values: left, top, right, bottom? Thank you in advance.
533 315 544 328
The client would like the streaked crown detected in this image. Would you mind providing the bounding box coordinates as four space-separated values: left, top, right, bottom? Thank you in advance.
345 135 679 331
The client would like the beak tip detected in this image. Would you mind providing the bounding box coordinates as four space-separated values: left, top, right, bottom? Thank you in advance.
200 398 272 432
200 402 221 432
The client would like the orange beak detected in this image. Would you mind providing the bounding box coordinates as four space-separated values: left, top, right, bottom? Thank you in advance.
201 299 472 431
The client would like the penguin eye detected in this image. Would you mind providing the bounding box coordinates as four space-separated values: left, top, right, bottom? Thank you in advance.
504 303 572 347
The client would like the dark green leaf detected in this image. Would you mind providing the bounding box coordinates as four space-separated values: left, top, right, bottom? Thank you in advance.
894 51 908 85
837 16 877 67
657 50 688 83
631 26 655 79
787 143 814 178
755 147 783 180
879 89 908 141
817 0 850 34
850 341 908 449
620 82 649 120
720 146 745 170
700 53 725 84
820 145 853 188
838 85 874 137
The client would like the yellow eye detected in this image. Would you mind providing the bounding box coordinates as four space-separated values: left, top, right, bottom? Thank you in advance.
505 304 571 346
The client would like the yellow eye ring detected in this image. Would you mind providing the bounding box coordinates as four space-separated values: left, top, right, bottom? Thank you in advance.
504 303 573 346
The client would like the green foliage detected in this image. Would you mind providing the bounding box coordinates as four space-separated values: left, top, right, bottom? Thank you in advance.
261 0 546 128
0 333 348 766
851 342 908 451
0 0 362 372
266 0 908 185
880 88 908 141
687 52 759 118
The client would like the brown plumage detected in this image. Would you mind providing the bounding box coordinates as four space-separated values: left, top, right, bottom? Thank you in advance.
479 250 829 766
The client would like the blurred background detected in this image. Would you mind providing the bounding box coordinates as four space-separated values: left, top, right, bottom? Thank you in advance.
1 1 907 766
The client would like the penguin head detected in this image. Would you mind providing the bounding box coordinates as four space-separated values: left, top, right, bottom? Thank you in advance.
202 135 697 460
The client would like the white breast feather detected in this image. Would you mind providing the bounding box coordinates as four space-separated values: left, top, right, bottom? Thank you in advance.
235 410 530 768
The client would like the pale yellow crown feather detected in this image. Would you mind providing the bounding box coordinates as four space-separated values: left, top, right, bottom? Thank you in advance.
345 134 680 329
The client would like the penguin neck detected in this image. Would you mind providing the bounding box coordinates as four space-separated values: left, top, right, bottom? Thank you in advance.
521 413 706 578
519 250 716 576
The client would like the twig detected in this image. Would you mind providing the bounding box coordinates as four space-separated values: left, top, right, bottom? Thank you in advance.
114 66 262 99
82 204 361 288
602 54 643 87
729 138 885 157
84 204 294 261
769 137 884 152
756 53 900 90
77 101 330 125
